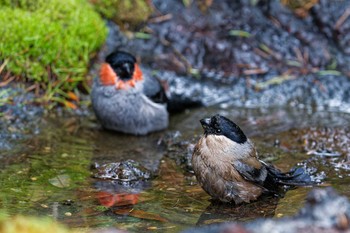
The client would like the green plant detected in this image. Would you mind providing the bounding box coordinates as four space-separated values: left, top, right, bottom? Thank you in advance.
0 0 107 108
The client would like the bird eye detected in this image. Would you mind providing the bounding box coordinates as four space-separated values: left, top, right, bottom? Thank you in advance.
216 129 221 133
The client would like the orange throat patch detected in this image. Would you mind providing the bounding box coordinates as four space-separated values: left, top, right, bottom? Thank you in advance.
99 63 143 90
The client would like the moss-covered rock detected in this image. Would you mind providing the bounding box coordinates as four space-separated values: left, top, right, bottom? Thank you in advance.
90 0 152 29
0 0 107 107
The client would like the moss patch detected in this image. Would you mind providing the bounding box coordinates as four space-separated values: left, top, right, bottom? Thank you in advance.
0 0 107 108
90 0 152 29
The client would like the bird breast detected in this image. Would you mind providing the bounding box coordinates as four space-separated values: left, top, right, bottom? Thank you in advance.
198 135 255 162
192 135 263 203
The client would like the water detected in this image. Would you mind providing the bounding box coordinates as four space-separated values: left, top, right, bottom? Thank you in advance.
1 106 350 232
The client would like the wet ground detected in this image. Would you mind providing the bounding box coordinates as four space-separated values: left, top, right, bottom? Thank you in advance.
1 105 350 232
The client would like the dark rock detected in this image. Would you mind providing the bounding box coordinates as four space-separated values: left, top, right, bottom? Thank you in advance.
92 160 152 208
97 0 350 112
93 159 151 181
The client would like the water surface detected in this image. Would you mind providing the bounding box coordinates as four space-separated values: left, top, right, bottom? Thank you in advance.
1 106 350 232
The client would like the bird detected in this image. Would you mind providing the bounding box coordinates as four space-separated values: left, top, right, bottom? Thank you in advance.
91 50 169 135
192 114 313 204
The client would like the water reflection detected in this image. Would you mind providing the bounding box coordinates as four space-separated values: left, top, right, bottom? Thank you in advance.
94 180 151 207
196 196 278 225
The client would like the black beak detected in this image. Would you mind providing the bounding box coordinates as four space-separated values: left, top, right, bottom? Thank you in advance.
200 117 211 128
122 63 132 75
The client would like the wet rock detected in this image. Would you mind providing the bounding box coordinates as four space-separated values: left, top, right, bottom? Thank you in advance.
92 160 152 208
0 86 43 155
259 0 331 69
182 188 350 233
93 159 151 181
124 0 347 79
96 0 350 112
311 0 350 54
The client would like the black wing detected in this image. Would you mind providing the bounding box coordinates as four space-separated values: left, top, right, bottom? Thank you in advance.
143 75 202 112
232 160 267 187
142 75 169 104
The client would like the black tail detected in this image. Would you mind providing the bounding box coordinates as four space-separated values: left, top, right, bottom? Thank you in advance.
167 94 202 113
261 161 315 192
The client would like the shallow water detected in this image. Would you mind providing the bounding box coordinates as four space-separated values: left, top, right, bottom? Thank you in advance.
1 106 350 232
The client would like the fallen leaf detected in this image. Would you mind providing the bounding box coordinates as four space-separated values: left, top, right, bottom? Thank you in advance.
48 174 71 188
65 101 77 109
67 91 79 101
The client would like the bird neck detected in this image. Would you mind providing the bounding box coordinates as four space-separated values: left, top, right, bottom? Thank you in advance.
99 63 144 90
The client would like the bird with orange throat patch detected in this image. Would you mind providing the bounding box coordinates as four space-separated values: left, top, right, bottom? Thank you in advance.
91 51 169 135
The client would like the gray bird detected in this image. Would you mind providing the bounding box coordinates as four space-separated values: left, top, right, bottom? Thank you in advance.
91 51 169 135
192 114 313 204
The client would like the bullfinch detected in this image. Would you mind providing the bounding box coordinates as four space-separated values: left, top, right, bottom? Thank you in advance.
91 51 169 135
192 114 313 204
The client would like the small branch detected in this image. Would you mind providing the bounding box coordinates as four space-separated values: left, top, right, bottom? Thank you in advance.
335 8 350 30
148 14 172 24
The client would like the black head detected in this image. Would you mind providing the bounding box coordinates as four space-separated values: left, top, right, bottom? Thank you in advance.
199 114 247 144
105 51 136 81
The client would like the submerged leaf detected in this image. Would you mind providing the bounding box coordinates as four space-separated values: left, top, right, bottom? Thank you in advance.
48 174 71 188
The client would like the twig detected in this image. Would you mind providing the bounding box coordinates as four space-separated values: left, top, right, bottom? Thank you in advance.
269 16 282 28
0 59 8 75
148 14 172 23
293 47 304 64
243 68 267 75
25 84 37 92
259 43 282 60
303 50 309 63
254 48 270 59
159 38 194 74
0 75 15 87
335 8 350 30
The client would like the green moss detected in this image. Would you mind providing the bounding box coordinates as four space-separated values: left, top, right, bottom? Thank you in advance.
0 0 107 107
90 0 152 28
